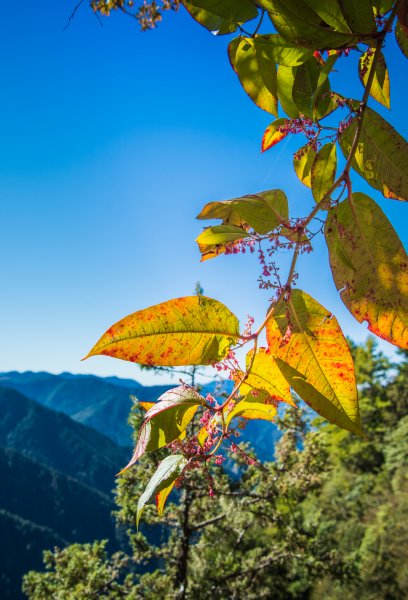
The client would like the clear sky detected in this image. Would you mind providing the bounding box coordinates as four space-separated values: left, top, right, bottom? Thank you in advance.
0 2 407 385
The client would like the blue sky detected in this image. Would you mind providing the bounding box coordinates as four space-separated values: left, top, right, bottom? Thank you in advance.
0 2 407 385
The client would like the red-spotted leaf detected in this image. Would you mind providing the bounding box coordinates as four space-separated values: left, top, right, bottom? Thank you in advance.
311 142 337 205
137 454 187 527
325 193 408 349
262 118 290 152
266 290 362 436
293 143 317 188
238 347 294 406
359 49 390 108
225 392 278 427
339 107 408 201
124 386 205 469
84 296 240 367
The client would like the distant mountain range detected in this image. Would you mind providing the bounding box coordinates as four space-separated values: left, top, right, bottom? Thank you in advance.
0 371 281 460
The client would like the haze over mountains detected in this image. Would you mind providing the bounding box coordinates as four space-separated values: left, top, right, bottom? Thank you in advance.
0 370 281 598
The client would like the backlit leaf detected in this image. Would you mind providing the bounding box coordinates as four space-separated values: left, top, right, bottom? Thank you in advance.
338 0 377 34
258 0 367 49
226 392 278 427
85 296 240 366
325 193 408 349
228 37 278 115
228 35 314 115
339 107 408 201
137 454 187 527
277 65 299 118
311 142 337 205
262 118 290 152
277 58 336 120
156 479 177 517
182 0 258 35
196 225 249 262
293 143 317 187
359 49 390 108
125 387 205 467
303 0 351 31
371 0 394 16
238 347 294 406
266 289 362 435
197 190 289 235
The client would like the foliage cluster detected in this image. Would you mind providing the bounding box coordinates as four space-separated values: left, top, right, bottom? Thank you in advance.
81 0 408 521
23 341 408 599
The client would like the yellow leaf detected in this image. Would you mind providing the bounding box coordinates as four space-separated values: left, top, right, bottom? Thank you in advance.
325 193 408 349
139 401 155 412
156 479 177 516
266 290 363 436
262 118 290 152
239 347 294 406
359 49 390 109
293 143 317 188
84 296 239 367
226 391 278 427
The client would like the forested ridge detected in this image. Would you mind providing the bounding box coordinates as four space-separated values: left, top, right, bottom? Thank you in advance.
23 339 408 599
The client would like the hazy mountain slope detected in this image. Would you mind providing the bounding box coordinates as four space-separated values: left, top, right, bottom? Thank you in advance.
0 447 117 544
0 509 67 600
0 387 129 494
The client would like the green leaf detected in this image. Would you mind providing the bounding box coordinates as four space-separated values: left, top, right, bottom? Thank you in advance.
293 58 332 119
84 296 240 366
137 455 188 528
293 143 317 187
311 142 337 204
196 225 249 261
266 289 363 436
258 0 367 49
371 0 394 16
396 20 408 59
262 118 290 152
125 386 205 466
325 193 408 349
277 65 299 118
277 58 336 120
339 107 408 201
303 0 352 31
337 0 377 34
182 0 258 35
228 37 278 115
311 53 338 116
359 49 390 108
238 347 295 406
226 392 278 427
197 189 289 235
